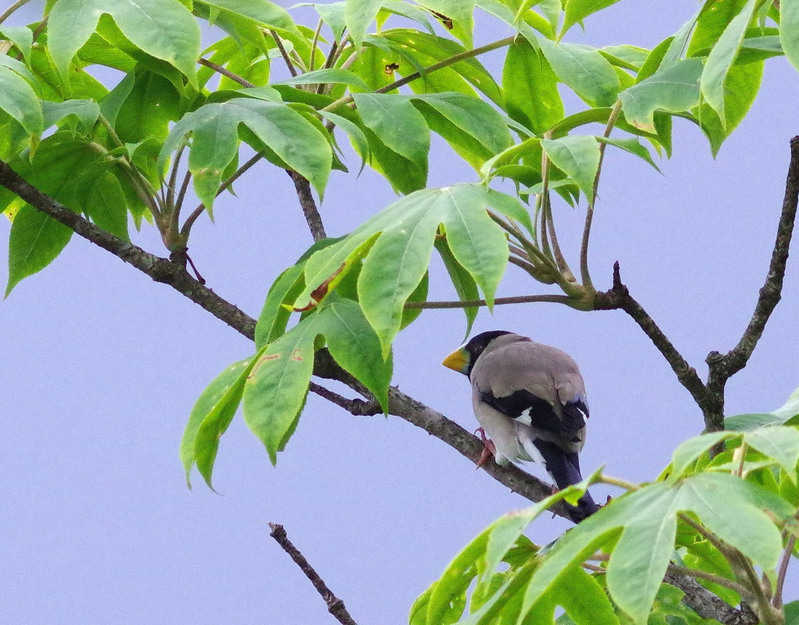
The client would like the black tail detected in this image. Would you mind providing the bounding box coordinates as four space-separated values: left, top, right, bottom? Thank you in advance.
532 439 599 523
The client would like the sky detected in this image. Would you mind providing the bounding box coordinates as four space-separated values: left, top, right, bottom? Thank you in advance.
2 1 799 624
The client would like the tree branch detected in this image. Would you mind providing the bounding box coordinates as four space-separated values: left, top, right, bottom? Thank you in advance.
664 571 758 625
594 262 716 424
705 135 799 426
268 523 358 625
287 170 327 241
404 294 573 309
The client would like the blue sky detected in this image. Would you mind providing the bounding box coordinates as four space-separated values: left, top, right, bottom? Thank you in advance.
2 1 798 623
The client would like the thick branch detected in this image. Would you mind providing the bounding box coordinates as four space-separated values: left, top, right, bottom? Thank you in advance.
268 523 358 625
664 571 758 625
705 135 799 415
0 160 256 339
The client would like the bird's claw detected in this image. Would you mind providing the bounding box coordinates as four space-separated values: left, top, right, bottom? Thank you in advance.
474 427 497 468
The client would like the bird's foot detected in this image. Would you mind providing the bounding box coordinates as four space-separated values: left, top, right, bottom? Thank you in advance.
474 427 497 468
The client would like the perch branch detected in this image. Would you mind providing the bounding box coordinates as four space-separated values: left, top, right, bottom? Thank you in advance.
268 523 359 625
287 170 327 241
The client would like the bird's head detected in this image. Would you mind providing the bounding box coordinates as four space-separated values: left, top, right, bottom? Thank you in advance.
442 330 514 377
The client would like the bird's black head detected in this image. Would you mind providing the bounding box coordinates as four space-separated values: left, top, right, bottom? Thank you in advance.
461 330 513 375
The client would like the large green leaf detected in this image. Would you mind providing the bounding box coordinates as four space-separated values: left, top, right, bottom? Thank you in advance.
353 93 430 173
294 184 529 354
48 0 201 83
181 354 260 487
541 135 601 200
0 64 43 138
700 0 757 125
158 97 332 209
502 39 564 135
199 0 298 34
538 37 621 107
782 0 799 73
6 205 73 296
243 296 391 463
346 0 384 48
619 58 703 132
410 92 512 166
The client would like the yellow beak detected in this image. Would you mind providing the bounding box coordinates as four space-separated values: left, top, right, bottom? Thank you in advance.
442 348 469 374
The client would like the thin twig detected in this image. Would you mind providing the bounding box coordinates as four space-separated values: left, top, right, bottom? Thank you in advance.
198 57 255 88
270 29 298 77
180 153 263 238
309 382 381 415
705 135 799 430
165 143 187 211
321 35 515 112
309 17 323 72
287 171 327 241
773 531 796 608
268 523 359 625
0 0 31 25
581 100 622 291
595 262 716 426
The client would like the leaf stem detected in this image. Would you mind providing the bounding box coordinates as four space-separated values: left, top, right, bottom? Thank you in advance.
581 99 622 291
309 17 323 72
597 474 639 491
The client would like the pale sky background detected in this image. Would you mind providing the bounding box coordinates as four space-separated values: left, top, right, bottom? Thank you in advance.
2 1 799 623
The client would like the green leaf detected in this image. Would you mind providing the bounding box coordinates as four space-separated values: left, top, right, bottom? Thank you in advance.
696 60 763 156
244 297 392 463
353 93 430 173
312 296 392 410
346 0 384 48
296 184 520 353
745 427 799 482
0 26 33 63
435 238 479 337
619 58 703 132
555 567 620 625
781 0 799 73
114 67 181 142
410 92 512 166
561 0 621 36
379 30 502 105
255 263 306 349
85 172 130 240
700 0 757 125
159 98 332 209
413 0 475 49
275 68 370 90
6 205 73 296
0 65 43 137
200 0 298 33
538 38 621 107
41 100 101 133
786 600 799 625
595 137 662 173
541 135 601 200
670 431 730 477
243 322 316 465
48 0 201 83
319 110 370 175
181 354 259 487
503 39 564 134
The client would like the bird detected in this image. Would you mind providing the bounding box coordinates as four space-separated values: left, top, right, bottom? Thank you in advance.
442 330 599 522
